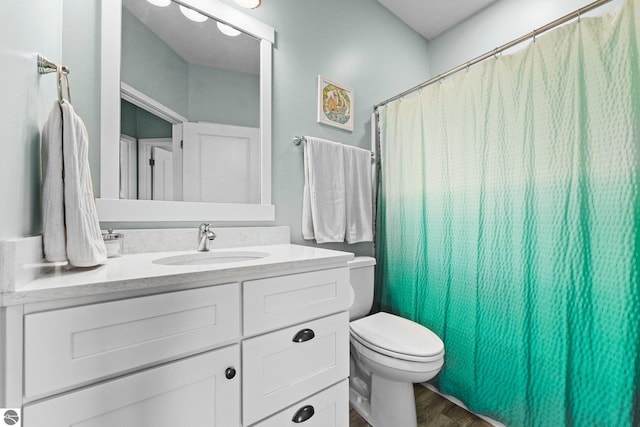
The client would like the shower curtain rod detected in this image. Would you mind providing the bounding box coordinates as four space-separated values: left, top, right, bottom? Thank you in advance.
373 0 615 110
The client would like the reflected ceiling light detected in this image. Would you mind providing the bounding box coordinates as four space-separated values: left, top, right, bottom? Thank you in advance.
217 22 241 37
179 5 208 22
147 0 171 6
234 0 261 9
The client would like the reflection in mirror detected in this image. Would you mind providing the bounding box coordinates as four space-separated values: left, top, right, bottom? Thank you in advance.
120 0 261 203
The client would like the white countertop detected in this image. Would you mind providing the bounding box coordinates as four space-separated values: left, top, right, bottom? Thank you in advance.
2 244 354 306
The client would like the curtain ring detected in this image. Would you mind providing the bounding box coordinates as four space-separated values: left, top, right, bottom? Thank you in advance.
532 30 536 43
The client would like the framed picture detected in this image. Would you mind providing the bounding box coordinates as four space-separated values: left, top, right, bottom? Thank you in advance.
317 75 354 131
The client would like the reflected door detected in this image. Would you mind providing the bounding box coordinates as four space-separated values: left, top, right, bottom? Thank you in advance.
138 138 173 200
152 147 174 201
182 122 259 203
119 135 137 199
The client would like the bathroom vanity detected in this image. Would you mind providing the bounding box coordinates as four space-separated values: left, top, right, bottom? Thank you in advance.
0 238 353 426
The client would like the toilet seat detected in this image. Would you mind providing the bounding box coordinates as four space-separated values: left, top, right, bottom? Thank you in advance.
350 312 444 362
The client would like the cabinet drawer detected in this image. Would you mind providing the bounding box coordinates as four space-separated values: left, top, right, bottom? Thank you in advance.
251 380 348 427
243 268 349 336
242 312 349 425
23 345 240 427
24 284 240 400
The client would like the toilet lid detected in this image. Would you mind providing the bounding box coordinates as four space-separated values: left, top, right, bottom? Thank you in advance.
350 312 444 358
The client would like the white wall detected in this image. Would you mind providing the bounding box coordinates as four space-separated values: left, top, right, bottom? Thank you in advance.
428 0 626 78
0 0 62 240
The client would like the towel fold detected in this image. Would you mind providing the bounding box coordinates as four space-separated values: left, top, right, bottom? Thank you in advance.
302 137 373 244
344 145 373 243
42 101 107 267
42 103 67 262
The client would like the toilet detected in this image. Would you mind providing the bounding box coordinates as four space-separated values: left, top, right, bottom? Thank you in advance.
348 257 445 427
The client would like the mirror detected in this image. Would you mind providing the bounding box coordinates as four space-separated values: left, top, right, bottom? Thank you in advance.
98 0 275 222
120 0 260 203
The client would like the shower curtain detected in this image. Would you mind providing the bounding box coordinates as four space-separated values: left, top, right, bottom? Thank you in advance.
376 1 640 425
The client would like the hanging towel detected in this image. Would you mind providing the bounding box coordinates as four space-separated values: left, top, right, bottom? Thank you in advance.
344 145 373 243
60 102 107 267
41 102 67 262
302 137 346 243
41 101 106 267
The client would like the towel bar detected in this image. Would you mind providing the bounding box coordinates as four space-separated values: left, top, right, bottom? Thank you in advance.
293 135 375 159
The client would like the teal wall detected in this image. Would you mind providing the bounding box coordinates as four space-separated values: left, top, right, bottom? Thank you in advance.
213 0 431 255
188 64 259 127
427 0 626 77
121 100 173 139
1 0 430 247
0 0 62 240
121 7 189 118
122 7 259 127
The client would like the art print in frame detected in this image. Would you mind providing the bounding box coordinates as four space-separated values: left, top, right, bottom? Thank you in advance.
317 75 354 131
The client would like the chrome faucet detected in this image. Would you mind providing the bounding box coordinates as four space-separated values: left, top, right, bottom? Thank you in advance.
198 223 217 252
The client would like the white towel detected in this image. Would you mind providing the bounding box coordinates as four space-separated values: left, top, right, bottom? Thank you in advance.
344 145 373 243
302 137 373 244
302 137 346 243
60 102 107 267
41 101 107 267
41 102 67 262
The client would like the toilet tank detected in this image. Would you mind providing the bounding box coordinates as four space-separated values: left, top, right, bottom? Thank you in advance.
348 256 376 321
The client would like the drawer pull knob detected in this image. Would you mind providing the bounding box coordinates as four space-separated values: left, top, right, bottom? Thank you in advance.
225 367 236 380
292 405 315 423
292 328 315 343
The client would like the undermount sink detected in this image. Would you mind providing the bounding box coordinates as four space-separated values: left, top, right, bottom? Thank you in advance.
153 251 270 266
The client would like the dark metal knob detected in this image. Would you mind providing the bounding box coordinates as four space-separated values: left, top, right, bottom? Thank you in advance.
292 328 315 343
225 367 236 380
292 405 315 423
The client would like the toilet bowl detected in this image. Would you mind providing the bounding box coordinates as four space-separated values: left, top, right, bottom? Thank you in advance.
348 258 445 427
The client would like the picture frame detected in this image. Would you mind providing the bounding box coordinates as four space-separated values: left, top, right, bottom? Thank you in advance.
317 75 354 131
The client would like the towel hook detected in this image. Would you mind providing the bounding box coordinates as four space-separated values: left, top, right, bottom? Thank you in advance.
38 54 71 104
56 65 71 104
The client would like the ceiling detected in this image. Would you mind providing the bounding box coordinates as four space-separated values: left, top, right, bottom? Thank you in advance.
377 0 498 40
122 0 497 76
122 0 260 75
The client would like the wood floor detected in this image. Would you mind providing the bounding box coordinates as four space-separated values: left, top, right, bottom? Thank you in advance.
349 384 494 427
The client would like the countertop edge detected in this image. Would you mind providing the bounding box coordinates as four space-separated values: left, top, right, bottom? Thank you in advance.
1 246 355 307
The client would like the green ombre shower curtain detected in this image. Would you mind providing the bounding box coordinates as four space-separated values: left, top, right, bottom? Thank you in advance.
376 1 640 425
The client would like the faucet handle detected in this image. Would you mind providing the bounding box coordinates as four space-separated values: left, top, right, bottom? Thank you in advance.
199 222 211 232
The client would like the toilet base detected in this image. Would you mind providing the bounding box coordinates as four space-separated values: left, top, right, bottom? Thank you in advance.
350 373 418 427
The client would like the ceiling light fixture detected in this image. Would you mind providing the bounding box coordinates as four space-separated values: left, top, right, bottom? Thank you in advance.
233 0 261 9
179 5 208 22
217 22 241 37
146 0 171 6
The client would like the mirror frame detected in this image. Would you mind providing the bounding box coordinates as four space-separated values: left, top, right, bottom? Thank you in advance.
97 0 275 222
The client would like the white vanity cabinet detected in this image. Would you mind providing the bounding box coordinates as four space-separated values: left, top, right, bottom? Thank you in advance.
6 259 351 427
242 268 350 426
252 380 349 427
23 345 241 427
20 284 242 427
23 284 240 400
